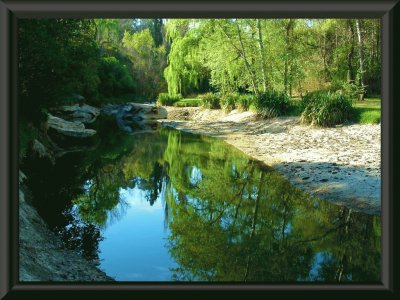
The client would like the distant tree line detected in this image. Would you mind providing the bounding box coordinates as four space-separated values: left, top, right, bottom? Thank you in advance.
164 19 380 100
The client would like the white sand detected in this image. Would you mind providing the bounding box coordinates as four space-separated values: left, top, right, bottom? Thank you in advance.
160 107 381 215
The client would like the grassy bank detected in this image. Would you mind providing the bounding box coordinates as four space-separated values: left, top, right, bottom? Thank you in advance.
352 98 381 124
160 94 381 125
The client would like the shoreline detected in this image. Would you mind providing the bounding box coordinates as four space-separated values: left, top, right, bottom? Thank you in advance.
160 107 381 215
19 184 114 282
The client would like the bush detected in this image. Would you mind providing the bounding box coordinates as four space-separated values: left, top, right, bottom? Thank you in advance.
174 99 202 107
300 91 353 127
199 93 220 109
98 56 135 98
220 93 239 112
157 93 183 106
253 91 290 118
237 94 254 111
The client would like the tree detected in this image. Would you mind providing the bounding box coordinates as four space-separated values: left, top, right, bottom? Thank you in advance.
355 20 366 100
18 19 100 122
122 29 167 98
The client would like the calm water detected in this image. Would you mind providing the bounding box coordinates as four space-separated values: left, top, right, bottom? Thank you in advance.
23 124 381 282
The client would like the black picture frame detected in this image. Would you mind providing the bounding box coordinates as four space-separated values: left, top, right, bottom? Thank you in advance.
0 0 399 298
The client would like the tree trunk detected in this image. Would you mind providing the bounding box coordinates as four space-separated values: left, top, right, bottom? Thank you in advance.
257 19 268 92
347 20 356 84
284 60 288 94
355 20 365 100
284 19 294 94
244 171 264 281
236 22 259 95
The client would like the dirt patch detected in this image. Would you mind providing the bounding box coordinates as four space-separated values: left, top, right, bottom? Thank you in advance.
160 107 381 215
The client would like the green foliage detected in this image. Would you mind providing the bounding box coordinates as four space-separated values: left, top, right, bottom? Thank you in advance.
336 81 363 99
173 99 202 107
122 29 167 99
253 91 291 118
97 56 135 98
236 94 255 111
18 19 99 122
352 99 381 124
157 93 183 106
199 93 220 109
220 93 239 112
301 91 354 127
286 98 304 116
164 20 209 95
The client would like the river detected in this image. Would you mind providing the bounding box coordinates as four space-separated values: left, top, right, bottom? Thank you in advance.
22 120 381 282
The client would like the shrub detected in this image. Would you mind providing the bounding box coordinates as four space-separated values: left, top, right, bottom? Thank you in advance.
220 93 239 112
199 93 220 109
253 91 290 118
174 99 202 107
300 91 353 127
98 56 135 97
237 94 254 111
157 93 183 106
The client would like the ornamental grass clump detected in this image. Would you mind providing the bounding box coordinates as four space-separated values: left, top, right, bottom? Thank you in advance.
237 94 254 111
254 91 290 118
199 93 220 109
300 90 353 127
157 93 183 106
220 92 239 112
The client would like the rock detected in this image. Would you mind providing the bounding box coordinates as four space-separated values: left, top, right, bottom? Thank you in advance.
102 103 167 133
47 114 96 138
32 139 55 163
58 104 100 124
19 170 27 184
19 188 113 281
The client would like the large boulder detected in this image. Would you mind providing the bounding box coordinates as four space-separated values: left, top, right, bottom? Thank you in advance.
47 114 96 138
57 104 100 124
102 103 167 133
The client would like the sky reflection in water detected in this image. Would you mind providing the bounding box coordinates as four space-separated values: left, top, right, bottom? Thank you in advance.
99 186 177 281
26 126 381 282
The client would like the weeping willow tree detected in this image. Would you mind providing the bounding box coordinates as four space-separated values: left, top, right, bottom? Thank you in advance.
164 19 209 95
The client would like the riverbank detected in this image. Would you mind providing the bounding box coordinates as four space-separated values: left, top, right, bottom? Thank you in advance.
19 181 113 282
160 107 381 215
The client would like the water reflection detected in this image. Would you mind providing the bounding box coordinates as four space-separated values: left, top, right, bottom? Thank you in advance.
24 125 381 282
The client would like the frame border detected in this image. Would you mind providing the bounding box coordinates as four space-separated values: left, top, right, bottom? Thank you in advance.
0 0 398 298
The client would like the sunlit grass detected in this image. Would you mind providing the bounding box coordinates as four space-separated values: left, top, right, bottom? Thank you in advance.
287 97 381 124
173 96 381 124
352 98 381 124
174 98 202 107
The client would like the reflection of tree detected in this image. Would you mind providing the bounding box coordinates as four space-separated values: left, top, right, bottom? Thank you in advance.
137 162 166 205
30 124 380 281
58 210 104 263
73 164 129 225
113 127 380 282
153 128 381 282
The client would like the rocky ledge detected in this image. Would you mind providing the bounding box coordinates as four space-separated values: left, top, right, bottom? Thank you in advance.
47 114 97 138
19 180 113 282
102 103 167 133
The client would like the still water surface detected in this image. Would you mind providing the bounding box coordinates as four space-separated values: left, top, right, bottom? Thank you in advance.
24 125 381 282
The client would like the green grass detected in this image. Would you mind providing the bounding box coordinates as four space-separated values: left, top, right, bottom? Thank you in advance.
173 98 202 107
352 98 381 124
286 99 303 116
289 96 381 124
171 94 381 124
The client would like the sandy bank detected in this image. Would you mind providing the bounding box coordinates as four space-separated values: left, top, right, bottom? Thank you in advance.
160 107 381 215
